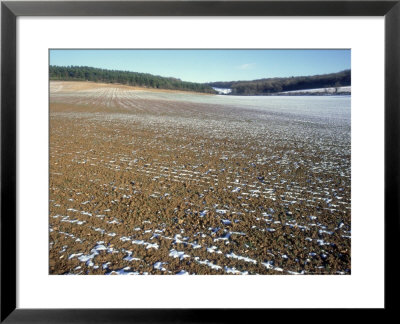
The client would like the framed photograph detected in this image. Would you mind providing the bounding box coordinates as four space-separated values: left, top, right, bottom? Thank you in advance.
1 0 398 321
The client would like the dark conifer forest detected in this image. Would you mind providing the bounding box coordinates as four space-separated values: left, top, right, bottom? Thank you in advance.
49 66 217 94
50 66 350 95
208 70 351 95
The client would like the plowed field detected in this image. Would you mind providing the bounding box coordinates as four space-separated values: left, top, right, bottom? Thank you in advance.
50 81 351 275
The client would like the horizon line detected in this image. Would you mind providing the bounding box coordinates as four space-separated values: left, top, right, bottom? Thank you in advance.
49 64 351 84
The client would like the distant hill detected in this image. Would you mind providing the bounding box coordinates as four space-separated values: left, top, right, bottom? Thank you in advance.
50 66 351 96
208 70 351 95
49 66 217 94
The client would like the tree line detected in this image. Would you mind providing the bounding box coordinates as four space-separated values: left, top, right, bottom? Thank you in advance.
49 65 217 94
208 70 351 95
50 65 351 96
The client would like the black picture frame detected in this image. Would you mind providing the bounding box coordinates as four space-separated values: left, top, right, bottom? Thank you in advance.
1 0 399 322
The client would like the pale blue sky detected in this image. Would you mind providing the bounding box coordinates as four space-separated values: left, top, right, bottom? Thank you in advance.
50 49 350 83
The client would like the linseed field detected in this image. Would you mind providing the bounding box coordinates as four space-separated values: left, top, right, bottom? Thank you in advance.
49 81 351 275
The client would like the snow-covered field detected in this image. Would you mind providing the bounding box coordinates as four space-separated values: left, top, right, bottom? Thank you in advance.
279 86 351 95
210 85 350 96
212 87 232 95
49 81 351 275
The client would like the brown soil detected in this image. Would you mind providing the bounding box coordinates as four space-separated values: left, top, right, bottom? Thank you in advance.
49 81 351 275
50 80 213 95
